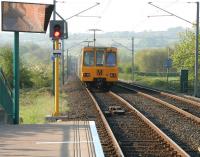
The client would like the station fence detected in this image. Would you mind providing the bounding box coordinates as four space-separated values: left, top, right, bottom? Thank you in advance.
0 67 13 122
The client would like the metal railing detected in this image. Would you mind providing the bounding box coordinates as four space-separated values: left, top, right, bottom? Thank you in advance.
0 67 13 122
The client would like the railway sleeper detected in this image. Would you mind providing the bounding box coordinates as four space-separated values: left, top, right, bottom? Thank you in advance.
122 149 178 155
119 140 165 146
124 152 180 157
121 146 178 154
117 135 158 140
120 143 174 149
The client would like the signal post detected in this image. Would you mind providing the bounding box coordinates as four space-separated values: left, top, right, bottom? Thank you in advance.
53 39 60 116
50 20 64 117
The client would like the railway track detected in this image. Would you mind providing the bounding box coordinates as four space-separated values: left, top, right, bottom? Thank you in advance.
118 81 200 119
87 89 189 156
63 77 122 156
112 82 200 156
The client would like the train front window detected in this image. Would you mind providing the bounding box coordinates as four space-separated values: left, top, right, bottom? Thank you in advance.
84 52 94 66
106 52 116 66
96 51 105 66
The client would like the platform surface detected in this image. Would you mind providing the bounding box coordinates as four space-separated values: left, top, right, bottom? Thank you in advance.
0 121 104 157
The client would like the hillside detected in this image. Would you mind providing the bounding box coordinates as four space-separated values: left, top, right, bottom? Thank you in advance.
0 27 185 62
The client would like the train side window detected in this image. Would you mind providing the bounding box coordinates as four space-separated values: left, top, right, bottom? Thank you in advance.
84 52 94 66
106 52 116 66
96 51 105 66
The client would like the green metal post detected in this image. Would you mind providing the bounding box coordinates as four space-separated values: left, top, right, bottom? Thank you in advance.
13 32 19 124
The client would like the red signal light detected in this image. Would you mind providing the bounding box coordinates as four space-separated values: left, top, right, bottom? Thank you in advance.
54 31 60 38
53 25 61 39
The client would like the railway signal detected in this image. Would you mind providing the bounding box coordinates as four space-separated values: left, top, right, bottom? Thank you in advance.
50 20 64 116
50 20 64 39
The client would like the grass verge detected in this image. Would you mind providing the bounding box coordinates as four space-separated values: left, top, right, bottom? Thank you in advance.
20 88 69 124
119 73 180 92
119 73 194 95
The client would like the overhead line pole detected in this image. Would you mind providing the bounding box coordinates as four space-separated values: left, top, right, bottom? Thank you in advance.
131 37 134 82
195 2 199 97
62 39 65 85
89 29 101 48
52 0 56 95
66 49 69 79
148 2 199 97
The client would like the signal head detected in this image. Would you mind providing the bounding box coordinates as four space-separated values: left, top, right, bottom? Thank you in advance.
50 20 65 39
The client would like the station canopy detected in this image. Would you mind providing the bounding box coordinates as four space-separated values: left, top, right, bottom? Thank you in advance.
1 1 54 33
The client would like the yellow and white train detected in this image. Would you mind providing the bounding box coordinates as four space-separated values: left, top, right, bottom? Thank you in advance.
78 46 118 90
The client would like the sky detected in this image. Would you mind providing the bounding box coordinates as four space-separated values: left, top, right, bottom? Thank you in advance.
0 0 198 33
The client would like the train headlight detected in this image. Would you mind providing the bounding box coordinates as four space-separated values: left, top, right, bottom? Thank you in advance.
110 73 116 78
83 73 91 77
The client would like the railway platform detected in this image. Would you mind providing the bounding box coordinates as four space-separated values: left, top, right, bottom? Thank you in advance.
0 121 104 157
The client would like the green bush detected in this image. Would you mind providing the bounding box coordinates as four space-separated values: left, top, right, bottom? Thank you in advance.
0 46 52 88
0 46 33 88
29 63 52 88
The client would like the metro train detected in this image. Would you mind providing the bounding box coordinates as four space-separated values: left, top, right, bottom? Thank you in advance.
77 46 118 90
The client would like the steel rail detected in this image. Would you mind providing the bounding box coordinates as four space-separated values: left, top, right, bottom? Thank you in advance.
86 88 124 157
118 84 200 124
160 91 200 108
109 91 190 157
119 80 200 108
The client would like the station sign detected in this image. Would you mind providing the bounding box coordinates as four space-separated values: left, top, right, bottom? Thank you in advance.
53 50 62 56
164 58 172 68
1 1 54 33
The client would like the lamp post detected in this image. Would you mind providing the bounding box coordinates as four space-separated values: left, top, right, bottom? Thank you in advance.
148 2 199 97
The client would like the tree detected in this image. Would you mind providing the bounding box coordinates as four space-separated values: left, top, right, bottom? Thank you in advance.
0 46 33 88
171 29 195 79
135 48 168 72
0 46 13 85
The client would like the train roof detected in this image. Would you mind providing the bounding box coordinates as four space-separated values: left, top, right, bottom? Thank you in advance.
82 46 117 50
83 46 117 48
